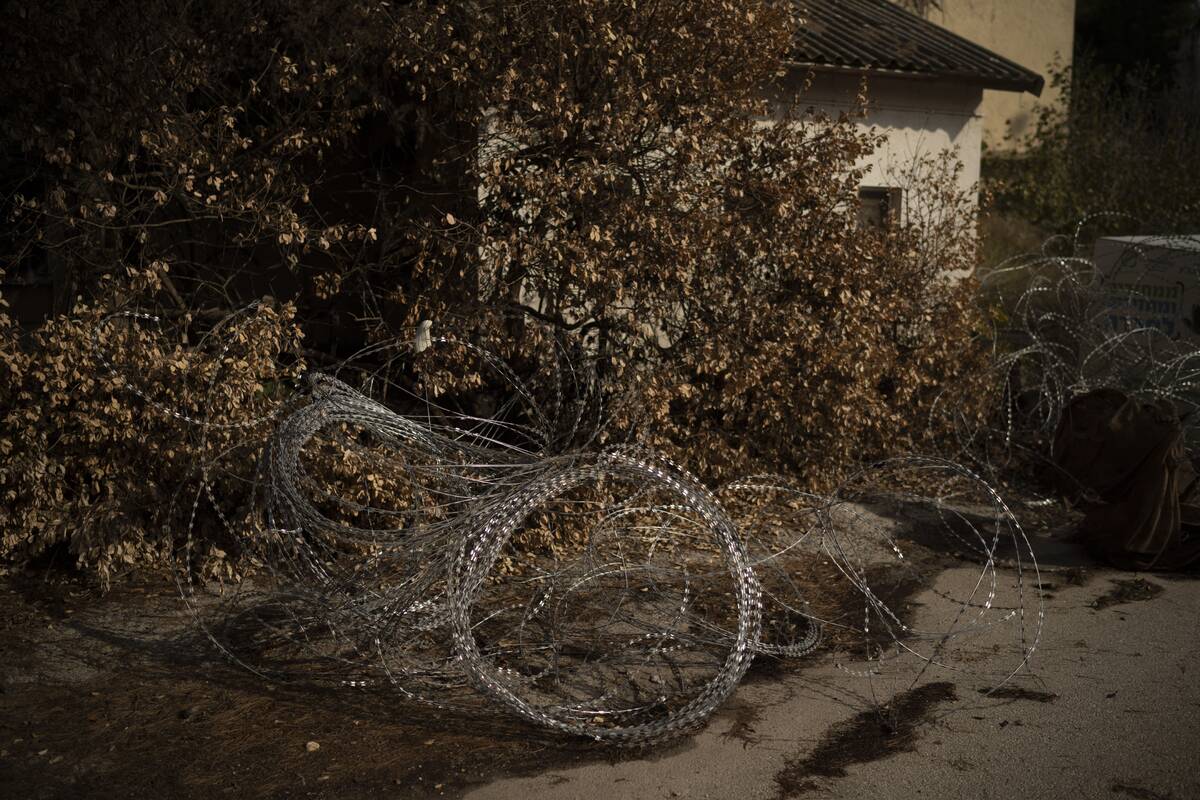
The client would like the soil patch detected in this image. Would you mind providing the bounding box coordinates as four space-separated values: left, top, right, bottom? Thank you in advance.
1111 782 1177 800
979 686 1058 703
773 681 958 798
1092 578 1165 610
718 701 763 747
1058 566 1092 587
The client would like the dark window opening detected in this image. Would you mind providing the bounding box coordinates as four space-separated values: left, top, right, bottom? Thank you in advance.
857 186 903 230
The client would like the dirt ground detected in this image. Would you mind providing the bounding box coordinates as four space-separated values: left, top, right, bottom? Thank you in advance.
0 561 899 800
2 503 1198 800
0 571 633 799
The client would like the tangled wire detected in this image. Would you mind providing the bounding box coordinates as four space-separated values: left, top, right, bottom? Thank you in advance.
981 225 1200 456
83 222 1200 743
94 314 1044 744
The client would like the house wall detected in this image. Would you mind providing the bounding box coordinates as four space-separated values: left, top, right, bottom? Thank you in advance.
784 70 985 217
919 0 1076 150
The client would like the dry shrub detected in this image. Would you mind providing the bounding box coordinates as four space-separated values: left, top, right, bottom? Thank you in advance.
0 0 990 577
0 289 302 581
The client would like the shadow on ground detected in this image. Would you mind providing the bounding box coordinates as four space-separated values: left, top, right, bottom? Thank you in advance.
0 573 682 800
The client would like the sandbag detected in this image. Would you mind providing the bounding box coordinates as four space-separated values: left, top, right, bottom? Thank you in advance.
1052 389 1200 571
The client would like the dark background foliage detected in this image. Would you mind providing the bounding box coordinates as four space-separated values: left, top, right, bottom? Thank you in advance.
983 0 1200 240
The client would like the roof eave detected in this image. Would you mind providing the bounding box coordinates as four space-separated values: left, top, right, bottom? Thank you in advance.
787 61 1045 97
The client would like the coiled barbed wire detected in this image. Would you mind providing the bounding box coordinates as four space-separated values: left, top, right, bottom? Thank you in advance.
980 224 1200 454
94 309 1045 743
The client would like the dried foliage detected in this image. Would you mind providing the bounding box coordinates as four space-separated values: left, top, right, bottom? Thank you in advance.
0 295 302 580
0 0 988 577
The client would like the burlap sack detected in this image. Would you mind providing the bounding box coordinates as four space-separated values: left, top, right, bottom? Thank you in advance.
1052 389 1200 570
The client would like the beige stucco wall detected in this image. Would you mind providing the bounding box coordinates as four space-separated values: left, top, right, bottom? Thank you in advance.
786 70 985 217
920 0 1076 150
